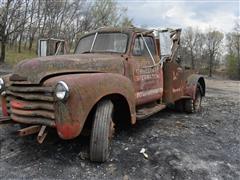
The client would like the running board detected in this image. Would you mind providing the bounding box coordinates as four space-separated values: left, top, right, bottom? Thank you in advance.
136 104 166 120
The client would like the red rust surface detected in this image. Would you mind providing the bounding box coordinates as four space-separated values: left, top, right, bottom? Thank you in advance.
184 74 205 100
10 99 54 111
56 122 81 140
44 73 136 139
11 54 125 84
11 108 54 119
11 114 55 127
1 96 8 116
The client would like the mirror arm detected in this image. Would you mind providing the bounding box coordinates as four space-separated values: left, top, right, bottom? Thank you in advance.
90 32 98 52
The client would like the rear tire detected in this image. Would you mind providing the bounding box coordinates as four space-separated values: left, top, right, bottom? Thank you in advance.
90 100 114 162
184 83 203 113
193 83 203 112
184 99 193 113
175 100 184 112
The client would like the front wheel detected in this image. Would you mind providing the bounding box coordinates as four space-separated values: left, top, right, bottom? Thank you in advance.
90 100 114 162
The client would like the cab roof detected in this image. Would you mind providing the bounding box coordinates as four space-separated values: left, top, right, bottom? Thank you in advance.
84 26 151 35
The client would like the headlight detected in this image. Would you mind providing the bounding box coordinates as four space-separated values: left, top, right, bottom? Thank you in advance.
54 81 69 101
0 78 5 92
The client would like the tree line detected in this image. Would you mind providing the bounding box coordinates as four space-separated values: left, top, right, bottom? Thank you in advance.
180 22 240 79
0 0 132 62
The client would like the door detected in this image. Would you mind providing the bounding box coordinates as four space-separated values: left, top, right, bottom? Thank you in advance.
158 29 184 103
129 34 163 105
163 60 184 103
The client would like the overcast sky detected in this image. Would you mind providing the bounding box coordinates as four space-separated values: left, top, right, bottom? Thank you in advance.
118 0 239 32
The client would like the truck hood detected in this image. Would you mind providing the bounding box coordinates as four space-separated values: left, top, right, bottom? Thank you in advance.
11 54 125 84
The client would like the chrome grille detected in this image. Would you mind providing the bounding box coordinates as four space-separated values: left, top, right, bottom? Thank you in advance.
6 84 55 127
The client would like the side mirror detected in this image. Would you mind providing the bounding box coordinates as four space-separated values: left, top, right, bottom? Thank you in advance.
38 40 47 57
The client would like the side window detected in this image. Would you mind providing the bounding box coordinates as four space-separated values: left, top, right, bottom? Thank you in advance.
133 36 156 56
133 36 144 56
144 36 156 56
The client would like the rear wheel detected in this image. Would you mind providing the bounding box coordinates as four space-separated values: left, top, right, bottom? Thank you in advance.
184 99 194 113
193 84 203 112
184 83 203 113
175 100 184 112
90 100 114 162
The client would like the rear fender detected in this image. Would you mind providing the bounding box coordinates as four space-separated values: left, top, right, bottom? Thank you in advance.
44 73 136 139
184 74 205 100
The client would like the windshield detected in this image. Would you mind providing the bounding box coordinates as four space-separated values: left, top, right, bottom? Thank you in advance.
75 32 128 54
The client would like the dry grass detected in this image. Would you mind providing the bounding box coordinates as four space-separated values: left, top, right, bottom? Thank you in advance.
5 48 37 66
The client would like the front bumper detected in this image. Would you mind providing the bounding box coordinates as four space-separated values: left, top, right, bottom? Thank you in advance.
0 115 49 144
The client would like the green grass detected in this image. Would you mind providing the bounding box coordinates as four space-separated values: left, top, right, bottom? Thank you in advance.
5 48 37 66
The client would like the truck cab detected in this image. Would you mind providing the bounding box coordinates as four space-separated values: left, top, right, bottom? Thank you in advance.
0 27 205 162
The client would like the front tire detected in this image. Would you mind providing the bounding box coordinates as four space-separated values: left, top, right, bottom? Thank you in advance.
90 100 114 162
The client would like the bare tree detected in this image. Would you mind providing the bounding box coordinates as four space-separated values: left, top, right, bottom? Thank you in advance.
233 22 240 79
205 30 224 77
90 0 125 29
118 16 133 28
0 0 131 62
0 0 28 62
226 21 240 79
182 27 198 69
18 0 30 53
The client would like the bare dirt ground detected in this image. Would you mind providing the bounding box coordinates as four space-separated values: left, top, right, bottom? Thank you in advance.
0 77 239 180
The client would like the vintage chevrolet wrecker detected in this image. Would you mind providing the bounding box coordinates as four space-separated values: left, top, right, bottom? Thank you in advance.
0 27 205 162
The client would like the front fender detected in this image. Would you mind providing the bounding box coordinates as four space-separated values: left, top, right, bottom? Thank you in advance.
184 74 206 100
44 73 135 139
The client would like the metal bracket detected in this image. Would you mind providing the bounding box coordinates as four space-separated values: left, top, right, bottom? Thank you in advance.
37 125 48 144
18 125 41 136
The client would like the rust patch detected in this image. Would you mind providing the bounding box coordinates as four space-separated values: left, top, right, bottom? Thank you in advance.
1 96 8 116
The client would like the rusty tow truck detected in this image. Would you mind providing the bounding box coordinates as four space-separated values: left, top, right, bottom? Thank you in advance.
0 27 205 162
